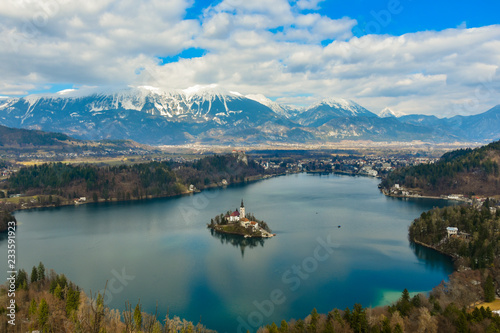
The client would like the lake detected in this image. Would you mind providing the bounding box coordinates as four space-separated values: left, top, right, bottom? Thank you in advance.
0 173 455 332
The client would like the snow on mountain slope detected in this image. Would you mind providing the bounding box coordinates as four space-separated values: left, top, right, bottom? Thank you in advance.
379 107 406 118
245 94 303 118
295 97 378 127
0 86 495 144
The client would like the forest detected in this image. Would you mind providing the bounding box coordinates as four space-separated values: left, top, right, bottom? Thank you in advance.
409 201 500 269
4 153 280 205
381 140 500 196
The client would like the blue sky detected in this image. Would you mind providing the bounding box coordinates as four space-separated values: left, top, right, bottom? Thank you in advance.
0 0 499 116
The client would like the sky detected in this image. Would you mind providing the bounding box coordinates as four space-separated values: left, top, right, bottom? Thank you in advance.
0 0 499 116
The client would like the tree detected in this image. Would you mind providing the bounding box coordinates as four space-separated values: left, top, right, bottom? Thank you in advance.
269 322 279 333
28 298 38 317
280 319 289 332
37 262 45 280
38 298 49 330
395 289 412 317
134 302 142 332
31 266 39 283
308 308 320 333
54 284 63 300
485 275 496 302
16 269 28 290
66 286 80 315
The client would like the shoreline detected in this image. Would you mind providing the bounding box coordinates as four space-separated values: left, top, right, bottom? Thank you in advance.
411 239 457 260
381 190 473 203
0 171 288 232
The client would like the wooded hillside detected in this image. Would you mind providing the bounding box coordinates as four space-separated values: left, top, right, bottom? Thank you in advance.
381 141 500 196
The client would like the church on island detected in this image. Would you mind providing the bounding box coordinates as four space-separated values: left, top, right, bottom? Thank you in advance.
211 199 274 238
226 199 260 230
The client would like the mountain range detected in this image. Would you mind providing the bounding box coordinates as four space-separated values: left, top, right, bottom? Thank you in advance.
0 86 498 145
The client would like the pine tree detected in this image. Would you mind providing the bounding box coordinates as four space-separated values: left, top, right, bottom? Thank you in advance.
31 266 38 283
268 322 279 333
134 302 142 332
28 299 38 317
280 320 289 332
66 286 80 315
16 269 28 290
309 308 320 333
37 262 45 280
54 284 63 300
38 298 49 329
485 275 496 302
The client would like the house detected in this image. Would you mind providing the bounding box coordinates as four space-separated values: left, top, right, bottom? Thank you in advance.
240 217 250 227
446 227 458 237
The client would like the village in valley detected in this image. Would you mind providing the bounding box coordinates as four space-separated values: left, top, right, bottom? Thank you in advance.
208 199 275 238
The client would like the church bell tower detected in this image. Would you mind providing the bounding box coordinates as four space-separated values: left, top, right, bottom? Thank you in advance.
240 199 245 218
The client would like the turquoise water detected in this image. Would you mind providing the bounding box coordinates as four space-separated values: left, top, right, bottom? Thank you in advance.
0 173 454 332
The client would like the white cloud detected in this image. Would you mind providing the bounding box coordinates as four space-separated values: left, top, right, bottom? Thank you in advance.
295 0 325 10
0 1 498 117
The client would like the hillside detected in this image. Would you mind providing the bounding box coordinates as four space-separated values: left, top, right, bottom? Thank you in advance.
0 124 77 147
0 123 160 160
381 140 500 196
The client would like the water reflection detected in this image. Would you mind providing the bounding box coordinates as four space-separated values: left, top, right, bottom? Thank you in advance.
209 228 267 257
410 241 454 272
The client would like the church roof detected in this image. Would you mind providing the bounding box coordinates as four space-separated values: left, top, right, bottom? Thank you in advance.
230 210 240 217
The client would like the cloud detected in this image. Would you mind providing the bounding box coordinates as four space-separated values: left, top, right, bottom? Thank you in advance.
295 0 325 10
0 0 498 117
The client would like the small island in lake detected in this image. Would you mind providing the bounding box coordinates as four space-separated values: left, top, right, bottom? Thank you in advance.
208 199 275 238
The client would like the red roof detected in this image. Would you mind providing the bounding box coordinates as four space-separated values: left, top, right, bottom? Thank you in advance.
230 210 240 217
250 221 257 225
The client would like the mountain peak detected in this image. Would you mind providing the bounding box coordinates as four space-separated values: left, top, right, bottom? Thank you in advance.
379 107 405 118
317 97 358 109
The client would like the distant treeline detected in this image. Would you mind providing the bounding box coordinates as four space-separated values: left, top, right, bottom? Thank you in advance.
381 140 500 195
5 154 278 203
409 201 500 269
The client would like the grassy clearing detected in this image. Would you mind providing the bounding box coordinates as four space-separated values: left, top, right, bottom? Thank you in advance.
476 299 500 311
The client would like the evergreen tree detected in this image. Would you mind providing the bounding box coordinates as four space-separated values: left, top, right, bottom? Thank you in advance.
54 284 63 300
15 269 28 290
280 319 289 332
309 308 320 333
37 262 45 280
393 324 403 333
66 286 80 315
268 322 279 333
396 289 412 316
31 266 38 283
28 298 38 317
485 275 496 302
38 298 49 330
134 302 142 332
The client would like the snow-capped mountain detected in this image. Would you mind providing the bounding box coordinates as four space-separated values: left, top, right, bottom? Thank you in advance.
379 107 406 118
0 86 498 144
0 86 300 144
245 94 303 119
294 98 378 127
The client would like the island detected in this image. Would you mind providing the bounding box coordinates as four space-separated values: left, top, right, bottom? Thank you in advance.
207 199 275 238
